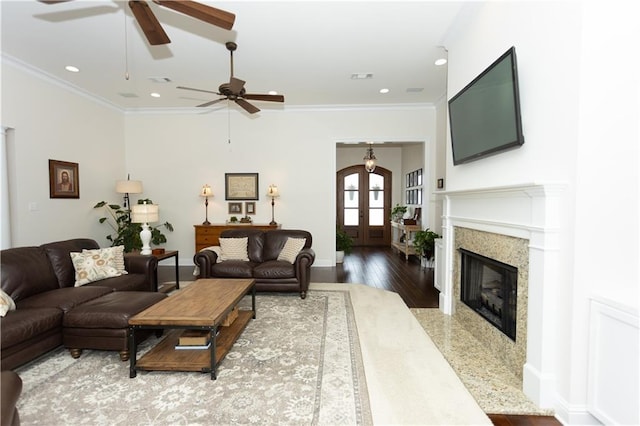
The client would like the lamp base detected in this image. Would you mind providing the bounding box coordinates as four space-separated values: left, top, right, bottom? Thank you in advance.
140 223 152 255
269 220 277 226
202 220 211 225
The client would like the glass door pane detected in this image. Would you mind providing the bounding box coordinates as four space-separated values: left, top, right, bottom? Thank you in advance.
344 173 359 226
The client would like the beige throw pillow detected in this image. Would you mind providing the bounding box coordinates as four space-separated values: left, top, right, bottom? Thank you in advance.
70 249 121 286
219 237 249 261
82 245 128 274
277 237 307 264
0 289 16 317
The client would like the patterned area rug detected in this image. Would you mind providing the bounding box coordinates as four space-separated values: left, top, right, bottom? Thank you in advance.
15 290 371 425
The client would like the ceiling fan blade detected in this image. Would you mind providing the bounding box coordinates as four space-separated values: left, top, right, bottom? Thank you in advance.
229 77 245 94
177 86 219 95
244 94 285 103
197 98 226 108
128 1 171 45
153 0 235 30
235 99 260 114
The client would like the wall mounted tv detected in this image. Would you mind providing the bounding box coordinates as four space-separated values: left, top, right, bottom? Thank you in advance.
448 46 524 165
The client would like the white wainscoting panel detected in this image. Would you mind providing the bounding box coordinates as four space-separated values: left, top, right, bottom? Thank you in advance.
587 297 639 425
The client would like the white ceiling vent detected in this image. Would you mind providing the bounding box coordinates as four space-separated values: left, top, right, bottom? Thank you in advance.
406 87 424 93
350 73 373 80
118 93 139 98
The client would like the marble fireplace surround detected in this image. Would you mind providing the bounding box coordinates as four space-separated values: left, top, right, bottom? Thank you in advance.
438 183 564 408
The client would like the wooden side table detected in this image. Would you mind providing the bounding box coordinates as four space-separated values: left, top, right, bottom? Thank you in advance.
151 250 179 293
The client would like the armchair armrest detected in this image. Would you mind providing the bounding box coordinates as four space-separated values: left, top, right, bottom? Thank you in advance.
193 249 219 278
294 248 315 299
124 253 158 292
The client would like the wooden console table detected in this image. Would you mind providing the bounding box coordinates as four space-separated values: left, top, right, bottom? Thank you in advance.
194 223 281 252
390 221 421 261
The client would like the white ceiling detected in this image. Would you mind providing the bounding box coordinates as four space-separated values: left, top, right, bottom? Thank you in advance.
1 1 465 111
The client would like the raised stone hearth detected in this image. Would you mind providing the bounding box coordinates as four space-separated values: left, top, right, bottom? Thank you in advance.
454 227 528 379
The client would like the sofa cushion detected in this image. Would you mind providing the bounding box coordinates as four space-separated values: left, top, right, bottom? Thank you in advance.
0 307 63 349
0 289 16 317
16 286 113 313
0 246 59 302
253 260 296 279
219 237 249 261
210 261 255 278
41 238 101 288
277 238 307 264
86 274 150 292
70 251 121 286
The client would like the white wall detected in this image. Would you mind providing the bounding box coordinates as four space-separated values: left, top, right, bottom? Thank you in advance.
124 106 434 266
1 57 435 267
443 1 639 424
1 60 126 246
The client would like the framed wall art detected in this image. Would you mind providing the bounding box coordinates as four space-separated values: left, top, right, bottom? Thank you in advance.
225 173 259 200
228 202 243 215
245 202 256 215
49 159 79 199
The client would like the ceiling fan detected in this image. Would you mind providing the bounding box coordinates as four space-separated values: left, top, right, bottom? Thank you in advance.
39 0 235 45
177 41 285 114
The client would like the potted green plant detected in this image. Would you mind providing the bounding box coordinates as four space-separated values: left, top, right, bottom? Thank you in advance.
94 199 173 253
413 228 441 267
336 226 353 264
229 216 238 223
391 204 407 222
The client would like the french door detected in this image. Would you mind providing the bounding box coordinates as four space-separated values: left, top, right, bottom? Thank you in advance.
337 165 391 246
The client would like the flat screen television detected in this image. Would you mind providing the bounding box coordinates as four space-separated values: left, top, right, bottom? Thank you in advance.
448 46 524 165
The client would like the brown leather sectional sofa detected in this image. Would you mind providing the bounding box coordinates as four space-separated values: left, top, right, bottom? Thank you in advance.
0 238 160 371
193 229 315 299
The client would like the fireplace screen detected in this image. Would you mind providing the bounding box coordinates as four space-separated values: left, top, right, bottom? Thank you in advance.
460 249 517 340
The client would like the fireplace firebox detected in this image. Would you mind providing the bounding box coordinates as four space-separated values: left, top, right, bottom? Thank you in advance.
460 249 518 340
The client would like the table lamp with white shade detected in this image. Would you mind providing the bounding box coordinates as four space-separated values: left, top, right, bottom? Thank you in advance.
131 202 159 255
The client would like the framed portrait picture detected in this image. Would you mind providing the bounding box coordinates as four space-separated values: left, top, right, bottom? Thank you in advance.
228 202 243 215
49 159 79 199
245 202 256 215
225 173 259 200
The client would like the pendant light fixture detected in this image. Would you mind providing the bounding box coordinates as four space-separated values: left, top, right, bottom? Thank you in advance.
363 143 376 173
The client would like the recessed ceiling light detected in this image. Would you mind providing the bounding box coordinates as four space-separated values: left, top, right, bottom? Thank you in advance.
268 90 278 95
435 58 447 66
65 65 80 73
379 88 389 94
150 92 161 98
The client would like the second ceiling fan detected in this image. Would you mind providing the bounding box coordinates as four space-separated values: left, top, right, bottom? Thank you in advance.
178 41 285 114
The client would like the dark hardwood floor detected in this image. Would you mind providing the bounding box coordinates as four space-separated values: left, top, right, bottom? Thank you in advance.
310 246 439 308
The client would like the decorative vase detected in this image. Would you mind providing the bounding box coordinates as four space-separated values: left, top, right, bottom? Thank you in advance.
336 250 345 264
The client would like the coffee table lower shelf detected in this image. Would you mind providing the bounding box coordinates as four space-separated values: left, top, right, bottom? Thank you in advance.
132 310 253 377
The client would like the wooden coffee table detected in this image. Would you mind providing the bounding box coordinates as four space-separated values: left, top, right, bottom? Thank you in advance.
128 278 256 380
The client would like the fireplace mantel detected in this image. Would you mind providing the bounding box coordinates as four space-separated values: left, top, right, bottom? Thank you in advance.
437 182 566 408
